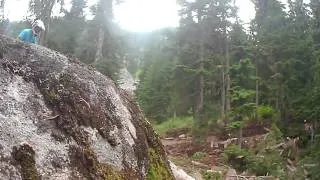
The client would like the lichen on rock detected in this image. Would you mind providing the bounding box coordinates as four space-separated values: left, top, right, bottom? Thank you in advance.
0 35 173 179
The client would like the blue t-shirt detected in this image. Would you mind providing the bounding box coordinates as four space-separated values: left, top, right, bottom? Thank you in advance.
18 29 38 44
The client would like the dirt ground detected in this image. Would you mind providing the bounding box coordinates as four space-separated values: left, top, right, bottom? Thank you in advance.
162 134 267 180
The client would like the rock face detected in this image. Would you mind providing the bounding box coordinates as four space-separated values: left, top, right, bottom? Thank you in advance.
118 68 136 96
0 35 174 180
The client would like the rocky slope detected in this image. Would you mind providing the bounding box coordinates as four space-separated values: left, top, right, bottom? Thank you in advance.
118 68 136 97
0 35 173 180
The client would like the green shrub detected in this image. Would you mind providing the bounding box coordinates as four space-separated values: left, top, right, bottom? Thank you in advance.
226 121 244 131
201 170 223 180
279 122 304 139
299 141 320 179
223 145 253 172
223 144 285 177
191 124 210 144
192 151 207 160
249 151 285 176
257 105 276 121
232 103 257 122
266 124 283 141
153 116 193 137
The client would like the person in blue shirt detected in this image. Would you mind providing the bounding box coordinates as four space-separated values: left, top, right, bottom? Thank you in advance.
18 20 45 44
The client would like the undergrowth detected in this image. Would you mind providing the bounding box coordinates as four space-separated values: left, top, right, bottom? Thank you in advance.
153 116 193 137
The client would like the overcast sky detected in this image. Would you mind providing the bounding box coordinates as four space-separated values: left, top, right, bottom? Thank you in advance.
3 0 290 32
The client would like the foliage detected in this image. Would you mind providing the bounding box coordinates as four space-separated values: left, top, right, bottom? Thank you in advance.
136 29 180 122
224 124 287 177
153 116 193 137
192 151 207 160
232 103 256 121
268 124 284 141
4 21 29 38
226 121 244 131
201 170 223 180
299 141 320 179
257 105 276 121
6 0 320 178
223 144 285 177
147 148 174 180
26 0 123 80
94 57 121 81
279 122 305 138
294 86 320 121
223 144 254 172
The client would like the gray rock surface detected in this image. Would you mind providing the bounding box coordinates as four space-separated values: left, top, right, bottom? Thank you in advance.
118 68 136 96
0 35 173 180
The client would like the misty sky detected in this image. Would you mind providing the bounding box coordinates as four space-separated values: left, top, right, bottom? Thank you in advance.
3 0 293 32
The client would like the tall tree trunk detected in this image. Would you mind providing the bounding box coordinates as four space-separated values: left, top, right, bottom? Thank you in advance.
195 11 204 125
94 25 105 64
93 0 113 64
36 0 55 46
40 21 50 46
196 45 204 122
221 69 226 120
224 16 231 123
255 60 259 119
239 126 243 148
276 90 279 109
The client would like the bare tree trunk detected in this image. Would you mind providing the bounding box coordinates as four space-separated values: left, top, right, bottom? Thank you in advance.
221 70 226 120
195 12 204 125
225 17 231 123
255 61 259 120
276 88 279 109
94 25 105 64
93 0 113 64
196 47 204 122
239 126 243 148
40 21 50 46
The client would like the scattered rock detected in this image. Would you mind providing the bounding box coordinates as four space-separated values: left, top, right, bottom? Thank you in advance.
179 134 187 139
169 161 195 180
191 161 211 169
165 137 175 140
225 168 237 180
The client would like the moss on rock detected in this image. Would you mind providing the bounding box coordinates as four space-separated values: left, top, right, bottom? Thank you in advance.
147 148 174 180
11 144 39 180
69 145 125 180
119 91 174 179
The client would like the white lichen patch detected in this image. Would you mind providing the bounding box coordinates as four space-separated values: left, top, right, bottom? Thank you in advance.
106 86 137 142
0 74 75 179
0 161 21 180
76 74 137 145
82 126 138 171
